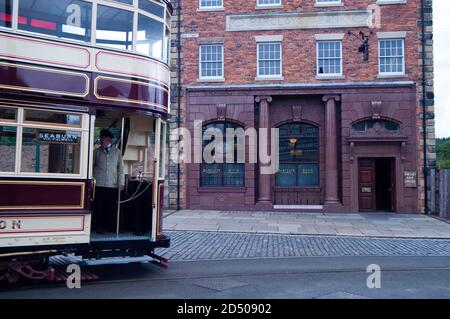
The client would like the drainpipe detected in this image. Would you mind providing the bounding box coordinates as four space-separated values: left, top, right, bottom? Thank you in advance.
176 0 182 211
420 0 429 215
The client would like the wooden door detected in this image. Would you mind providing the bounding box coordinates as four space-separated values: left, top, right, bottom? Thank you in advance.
390 159 396 212
358 159 376 211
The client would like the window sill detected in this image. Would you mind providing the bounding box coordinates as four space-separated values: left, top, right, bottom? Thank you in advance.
197 187 246 193
255 5 284 10
376 0 407 5
255 76 284 81
314 3 344 7
197 77 225 83
316 75 345 80
197 7 225 12
376 73 408 79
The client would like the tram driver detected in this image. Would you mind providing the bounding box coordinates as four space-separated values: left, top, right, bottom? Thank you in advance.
92 129 125 234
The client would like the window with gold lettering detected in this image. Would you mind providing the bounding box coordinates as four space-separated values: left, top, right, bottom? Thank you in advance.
0 106 85 176
200 122 245 187
276 123 319 187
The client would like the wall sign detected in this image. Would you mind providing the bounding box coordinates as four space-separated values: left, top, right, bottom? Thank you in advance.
226 11 373 32
181 33 199 39
404 171 417 188
361 187 372 193
38 132 79 144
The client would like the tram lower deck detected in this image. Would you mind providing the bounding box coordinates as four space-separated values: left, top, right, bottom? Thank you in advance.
0 107 169 264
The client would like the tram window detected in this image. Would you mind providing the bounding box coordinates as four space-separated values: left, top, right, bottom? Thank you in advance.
24 110 81 127
164 26 170 62
96 5 133 51
112 0 134 5
21 128 81 174
166 9 170 25
136 14 164 60
0 107 16 121
139 0 164 18
18 0 92 42
0 125 16 172
0 0 13 28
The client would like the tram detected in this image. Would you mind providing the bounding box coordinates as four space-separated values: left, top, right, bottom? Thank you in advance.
0 0 172 282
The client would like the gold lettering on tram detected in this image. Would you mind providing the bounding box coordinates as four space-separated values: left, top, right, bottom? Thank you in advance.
0 220 22 230
12 220 21 230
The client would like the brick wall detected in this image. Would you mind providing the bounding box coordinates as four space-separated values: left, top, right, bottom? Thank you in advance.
169 0 435 212
181 0 422 85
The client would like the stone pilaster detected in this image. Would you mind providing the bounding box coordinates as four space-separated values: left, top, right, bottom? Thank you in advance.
323 95 341 206
255 96 273 205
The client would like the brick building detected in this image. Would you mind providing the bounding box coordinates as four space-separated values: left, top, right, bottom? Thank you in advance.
168 0 435 213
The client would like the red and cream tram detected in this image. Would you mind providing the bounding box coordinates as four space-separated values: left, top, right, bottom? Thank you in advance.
0 0 172 281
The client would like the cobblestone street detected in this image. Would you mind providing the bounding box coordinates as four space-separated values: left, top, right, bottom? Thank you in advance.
157 230 450 261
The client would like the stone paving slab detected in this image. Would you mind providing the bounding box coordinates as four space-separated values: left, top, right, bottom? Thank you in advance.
164 210 450 239
156 230 450 261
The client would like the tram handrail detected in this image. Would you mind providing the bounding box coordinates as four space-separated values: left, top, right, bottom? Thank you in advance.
117 178 152 205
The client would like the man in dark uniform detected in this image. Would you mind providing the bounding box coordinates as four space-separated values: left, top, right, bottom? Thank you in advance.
92 129 125 234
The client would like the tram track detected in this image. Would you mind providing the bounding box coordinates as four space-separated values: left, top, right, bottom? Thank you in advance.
2 256 450 295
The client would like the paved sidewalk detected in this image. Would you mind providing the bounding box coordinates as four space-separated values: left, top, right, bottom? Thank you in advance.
163 210 450 239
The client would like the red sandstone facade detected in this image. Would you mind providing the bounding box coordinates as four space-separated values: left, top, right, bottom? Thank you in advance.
168 0 435 213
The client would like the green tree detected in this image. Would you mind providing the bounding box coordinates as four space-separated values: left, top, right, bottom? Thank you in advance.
437 138 450 169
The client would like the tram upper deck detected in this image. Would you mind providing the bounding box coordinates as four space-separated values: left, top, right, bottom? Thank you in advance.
0 0 172 257
0 0 172 116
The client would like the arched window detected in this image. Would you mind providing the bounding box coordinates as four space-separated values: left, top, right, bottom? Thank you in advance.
200 122 245 187
352 119 400 132
276 123 319 187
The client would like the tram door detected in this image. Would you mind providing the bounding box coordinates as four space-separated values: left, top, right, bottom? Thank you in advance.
92 111 162 237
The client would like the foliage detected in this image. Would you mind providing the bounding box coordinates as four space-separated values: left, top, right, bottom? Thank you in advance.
437 138 450 169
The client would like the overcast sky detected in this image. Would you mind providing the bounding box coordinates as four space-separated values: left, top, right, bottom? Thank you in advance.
434 0 450 138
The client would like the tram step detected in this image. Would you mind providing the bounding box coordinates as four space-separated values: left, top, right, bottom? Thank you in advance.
81 256 153 266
